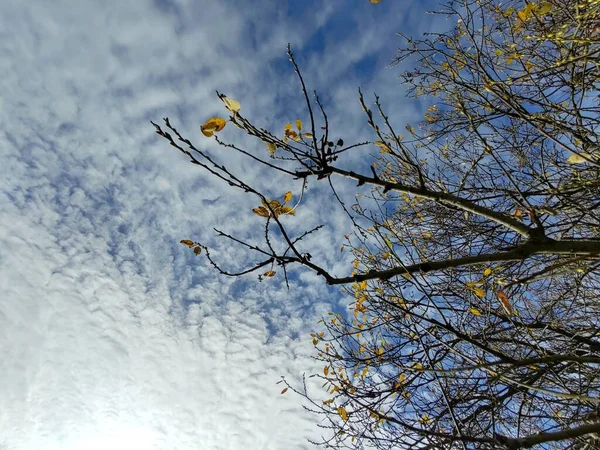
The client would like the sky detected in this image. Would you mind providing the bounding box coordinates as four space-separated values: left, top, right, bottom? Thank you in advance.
0 1 442 449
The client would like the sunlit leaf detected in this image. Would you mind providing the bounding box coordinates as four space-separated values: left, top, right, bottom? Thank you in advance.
201 117 227 137
469 308 482 316
278 205 295 216
284 191 292 203
483 268 492 277
296 119 302 131
567 153 590 164
369 0 381 3
180 239 195 248
337 407 348 421
303 132 313 138
284 123 292 131
374 140 391 153
264 270 276 277
252 206 270 217
474 288 486 298
222 96 241 113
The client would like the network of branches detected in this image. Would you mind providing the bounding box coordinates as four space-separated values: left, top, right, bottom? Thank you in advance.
153 0 600 448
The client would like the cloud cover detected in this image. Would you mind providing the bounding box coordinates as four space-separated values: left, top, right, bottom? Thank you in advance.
0 0 439 448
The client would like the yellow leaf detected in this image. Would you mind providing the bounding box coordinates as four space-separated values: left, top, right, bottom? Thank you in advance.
180 239 195 248
373 140 391 153
474 288 486 298
567 153 590 164
483 268 492 277
494 49 503 56
222 96 241 113
278 205 295 216
264 270 276 277
284 123 292 131
470 308 482 316
538 2 552 15
252 206 270 217
266 142 277 154
303 132 313 138
200 117 227 137
280 387 288 394
324 366 329 376
285 129 300 141
296 119 302 131
284 191 292 203
369 0 381 3
193 246 202 255
337 407 348 421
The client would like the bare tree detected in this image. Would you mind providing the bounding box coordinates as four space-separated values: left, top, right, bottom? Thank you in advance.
153 0 600 448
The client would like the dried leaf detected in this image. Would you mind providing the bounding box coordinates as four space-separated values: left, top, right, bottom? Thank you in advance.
266 142 277 154
193 246 201 255
201 117 227 137
303 132 313 138
497 291 513 314
264 270 276 277
280 387 288 394
180 239 195 248
252 206 270 217
284 123 292 131
284 191 292 203
222 96 241 113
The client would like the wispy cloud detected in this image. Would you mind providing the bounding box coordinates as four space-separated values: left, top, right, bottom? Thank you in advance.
0 1 436 448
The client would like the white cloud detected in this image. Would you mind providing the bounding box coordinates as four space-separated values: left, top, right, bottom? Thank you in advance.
0 0 436 449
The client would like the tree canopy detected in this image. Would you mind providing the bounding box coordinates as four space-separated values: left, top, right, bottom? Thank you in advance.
153 0 600 448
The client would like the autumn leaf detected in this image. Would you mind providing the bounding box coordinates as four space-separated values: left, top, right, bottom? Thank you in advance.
324 365 329 376
284 191 292 203
252 206 270 217
469 308 482 316
201 117 227 137
284 123 292 131
296 119 302 131
280 387 288 394
303 132 313 138
473 288 486 298
567 153 590 164
369 0 381 3
374 140 391 153
180 239 195 248
222 96 241 113
483 268 492 277
193 246 202 255
497 291 513 314
266 142 277 154
264 270 276 277
337 407 348 421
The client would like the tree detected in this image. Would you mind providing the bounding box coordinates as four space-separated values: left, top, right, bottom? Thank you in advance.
152 0 600 448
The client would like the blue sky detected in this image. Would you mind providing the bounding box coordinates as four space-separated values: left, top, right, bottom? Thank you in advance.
0 1 443 449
